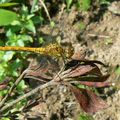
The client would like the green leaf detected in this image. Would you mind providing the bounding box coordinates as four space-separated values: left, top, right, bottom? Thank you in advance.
76 83 86 89
32 15 44 24
16 80 27 91
79 114 94 120
2 51 15 62
50 21 55 28
15 99 27 109
0 117 10 120
17 35 33 43
0 40 4 46
17 40 25 46
115 67 120 74
0 90 8 97
99 0 110 5
0 2 18 7
7 58 23 77
65 0 73 10
0 0 12 4
11 59 22 70
78 22 86 30
11 20 21 26
77 0 91 11
39 37 44 44
30 0 38 13
0 9 18 26
24 20 36 33
0 51 4 58
0 62 6 78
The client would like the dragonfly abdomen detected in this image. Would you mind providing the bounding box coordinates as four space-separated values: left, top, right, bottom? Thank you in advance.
0 46 45 54
0 44 64 58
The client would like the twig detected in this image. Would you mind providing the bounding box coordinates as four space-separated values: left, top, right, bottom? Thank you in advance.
58 3 66 21
0 80 56 113
39 0 51 22
0 69 29 108
87 33 110 39
0 61 65 112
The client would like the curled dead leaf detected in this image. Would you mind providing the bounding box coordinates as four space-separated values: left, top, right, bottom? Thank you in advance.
70 85 108 114
24 56 60 82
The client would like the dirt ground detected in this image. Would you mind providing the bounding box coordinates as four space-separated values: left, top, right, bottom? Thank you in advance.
20 1 120 120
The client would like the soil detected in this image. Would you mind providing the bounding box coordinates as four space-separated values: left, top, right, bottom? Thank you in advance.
20 1 120 120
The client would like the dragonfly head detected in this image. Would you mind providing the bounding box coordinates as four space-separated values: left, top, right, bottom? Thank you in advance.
60 43 74 59
64 45 74 58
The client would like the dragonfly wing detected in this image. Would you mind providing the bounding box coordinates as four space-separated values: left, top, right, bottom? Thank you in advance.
24 56 60 82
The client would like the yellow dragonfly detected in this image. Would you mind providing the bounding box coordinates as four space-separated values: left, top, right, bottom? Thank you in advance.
0 43 74 59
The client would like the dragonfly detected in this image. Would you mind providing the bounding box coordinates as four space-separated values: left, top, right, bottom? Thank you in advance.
0 43 74 59
0 42 111 114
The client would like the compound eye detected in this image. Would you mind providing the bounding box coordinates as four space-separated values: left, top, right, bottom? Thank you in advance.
65 47 74 58
60 42 74 58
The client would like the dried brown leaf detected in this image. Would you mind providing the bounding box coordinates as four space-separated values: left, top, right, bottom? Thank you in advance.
78 74 110 82
24 56 60 82
78 81 111 88
0 84 7 90
65 64 96 78
70 85 108 114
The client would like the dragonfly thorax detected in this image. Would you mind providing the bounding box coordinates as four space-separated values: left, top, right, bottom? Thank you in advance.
43 43 74 59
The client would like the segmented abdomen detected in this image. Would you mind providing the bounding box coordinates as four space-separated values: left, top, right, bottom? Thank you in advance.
0 43 65 58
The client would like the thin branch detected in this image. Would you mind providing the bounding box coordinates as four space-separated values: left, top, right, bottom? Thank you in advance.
0 80 56 113
39 0 51 22
0 62 66 112
87 33 110 39
0 69 29 108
